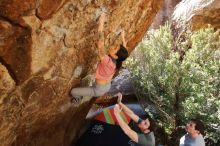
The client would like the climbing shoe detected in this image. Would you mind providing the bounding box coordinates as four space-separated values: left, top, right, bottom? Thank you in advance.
70 96 83 106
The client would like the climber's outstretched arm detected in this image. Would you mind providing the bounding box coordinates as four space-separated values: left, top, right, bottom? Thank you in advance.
117 93 139 123
114 104 139 143
121 30 127 48
97 13 106 60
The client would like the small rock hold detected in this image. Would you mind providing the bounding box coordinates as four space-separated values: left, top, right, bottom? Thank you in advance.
81 0 92 7
68 4 74 12
60 102 72 113
73 65 83 78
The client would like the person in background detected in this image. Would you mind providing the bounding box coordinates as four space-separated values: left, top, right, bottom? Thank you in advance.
114 93 155 146
179 118 205 146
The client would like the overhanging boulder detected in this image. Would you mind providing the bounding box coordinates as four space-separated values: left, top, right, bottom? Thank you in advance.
0 0 164 146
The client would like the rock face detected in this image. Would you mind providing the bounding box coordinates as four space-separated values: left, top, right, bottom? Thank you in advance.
0 63 15 96
151 0 181 29
172 0 220 30
107 69 134 96
0 0 163 146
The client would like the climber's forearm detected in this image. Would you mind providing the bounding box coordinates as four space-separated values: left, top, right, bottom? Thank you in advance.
98 20 104 32
119 102 139 123
121 30 127 47
97 14 105 59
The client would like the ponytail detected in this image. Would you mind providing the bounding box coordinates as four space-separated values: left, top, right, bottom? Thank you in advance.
116 44 128 69
116 60 123 69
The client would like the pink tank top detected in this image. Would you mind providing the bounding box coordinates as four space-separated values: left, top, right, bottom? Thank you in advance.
95 55 116 80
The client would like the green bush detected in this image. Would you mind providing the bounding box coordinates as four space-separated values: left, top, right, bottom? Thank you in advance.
126 24 220 141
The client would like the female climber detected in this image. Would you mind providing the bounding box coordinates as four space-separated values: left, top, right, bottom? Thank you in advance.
70 12 128 105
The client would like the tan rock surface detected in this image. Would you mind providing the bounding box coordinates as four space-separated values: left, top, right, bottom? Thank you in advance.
0 63 15 97
151 0 181 29
172 0 220 30
0 0 163 145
